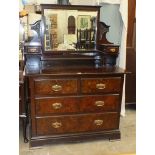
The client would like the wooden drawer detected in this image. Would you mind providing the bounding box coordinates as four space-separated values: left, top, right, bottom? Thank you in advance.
81 77 121 93
35 97 79 115
35 95 119 116
36 113 119 136
104 46 119 53
79 95 120 112
34 79 78 95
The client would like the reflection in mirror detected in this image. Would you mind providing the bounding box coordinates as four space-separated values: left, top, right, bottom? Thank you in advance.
68 16 75 34
43 9 97 51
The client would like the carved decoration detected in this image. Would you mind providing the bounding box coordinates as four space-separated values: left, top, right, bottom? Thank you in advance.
29 20 41 43
99 21 113 44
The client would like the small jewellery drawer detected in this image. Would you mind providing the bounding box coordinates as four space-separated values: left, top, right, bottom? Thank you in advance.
36 113 119 135
79 95 120 112
104 46 119 53
35 97 79 115
34 79 78 95
81 77 121 93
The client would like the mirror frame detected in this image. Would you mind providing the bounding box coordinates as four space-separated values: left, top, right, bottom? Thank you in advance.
40 4 101 53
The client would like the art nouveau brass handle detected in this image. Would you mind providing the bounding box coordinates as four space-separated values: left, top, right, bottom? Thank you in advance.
109 48 116 52
94 120 103 126
95 101 105 107
52 122 62 129
52 103 62 109
52 84 62 92
96 83 106 90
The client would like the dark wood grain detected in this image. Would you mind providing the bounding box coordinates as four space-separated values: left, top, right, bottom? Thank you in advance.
35 97 79 115
28 71 125 146
127 0 136 47
79 95 120 112
36 113 119 136
104 46 119 53
125 48 136 103
81 77 121 93
34 79 78 95
126 0 136 103
35 94 120 116
30 130 120 147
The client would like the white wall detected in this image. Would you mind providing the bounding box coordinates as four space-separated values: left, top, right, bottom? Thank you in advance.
100 3 123 44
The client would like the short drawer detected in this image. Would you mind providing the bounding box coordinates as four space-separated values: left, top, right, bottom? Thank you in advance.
79 95 120 112
81 77 121 93
36 113 119 136
34 79 78 95
104 46 119 53
35 97 79 115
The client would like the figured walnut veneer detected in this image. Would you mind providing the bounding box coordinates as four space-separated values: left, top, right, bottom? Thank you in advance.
27 72 124 147
36 113 119 136
35 94 119 116
35 97 79 115
34 79 78 95
81 77 121 93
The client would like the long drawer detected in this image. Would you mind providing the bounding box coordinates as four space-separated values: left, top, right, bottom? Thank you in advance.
35 95 120 116
36 113 119 136
81 77 121 94
34 79 78 95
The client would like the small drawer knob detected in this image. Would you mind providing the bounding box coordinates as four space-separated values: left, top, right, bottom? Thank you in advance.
95 101 105 107
94 119 103 126
52 103 62 109
52 84 62 92
96 83 106 90
109 48 116 52
52 122 62 128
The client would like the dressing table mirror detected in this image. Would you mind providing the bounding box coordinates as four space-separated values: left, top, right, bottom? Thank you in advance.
41 4 100 52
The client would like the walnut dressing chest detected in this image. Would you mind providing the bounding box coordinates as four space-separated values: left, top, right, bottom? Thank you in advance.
27 67 125 147
24 4 126 147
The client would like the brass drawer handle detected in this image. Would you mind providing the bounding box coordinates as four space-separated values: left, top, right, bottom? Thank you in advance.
109 48 116 52
52 122 62 128
96 83 106 90
95 101 105 107
94 120 103 126
52 103 62 109
52 84 62 92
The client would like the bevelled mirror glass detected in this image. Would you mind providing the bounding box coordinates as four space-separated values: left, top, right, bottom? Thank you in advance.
42 7 98 52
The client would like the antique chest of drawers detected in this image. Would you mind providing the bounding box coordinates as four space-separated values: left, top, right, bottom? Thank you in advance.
23 4 126 148
27 67 125 147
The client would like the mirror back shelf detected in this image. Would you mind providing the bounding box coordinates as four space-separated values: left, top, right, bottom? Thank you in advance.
24 4 120 74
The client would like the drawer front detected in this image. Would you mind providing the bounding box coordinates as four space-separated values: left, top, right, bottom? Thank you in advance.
35 97 79 115
35 95 119 116
36 113 119 135
79 95 120 112
105 46 119 53
34 79 78 95
81 77 121 93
